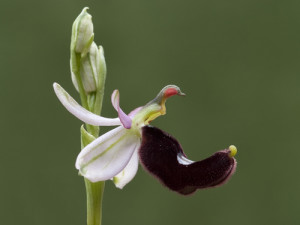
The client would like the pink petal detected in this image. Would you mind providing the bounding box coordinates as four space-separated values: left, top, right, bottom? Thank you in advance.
111 90 132 129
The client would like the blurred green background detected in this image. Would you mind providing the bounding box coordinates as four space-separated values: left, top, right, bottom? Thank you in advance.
1 0 300 224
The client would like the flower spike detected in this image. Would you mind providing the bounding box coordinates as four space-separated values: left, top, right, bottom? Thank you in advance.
139 126 237 195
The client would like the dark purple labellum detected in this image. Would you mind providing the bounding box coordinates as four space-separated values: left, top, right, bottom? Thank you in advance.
139 126 237 195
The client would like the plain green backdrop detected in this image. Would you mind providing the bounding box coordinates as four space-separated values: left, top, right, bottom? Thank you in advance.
1 0 299 225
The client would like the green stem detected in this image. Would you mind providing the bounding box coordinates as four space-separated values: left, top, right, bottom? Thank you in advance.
84 179 105 225
83 124 104 225
73 51 97 135
73 44 107 225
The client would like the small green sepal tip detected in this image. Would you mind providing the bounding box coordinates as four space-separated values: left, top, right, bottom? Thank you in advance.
229 145 237 157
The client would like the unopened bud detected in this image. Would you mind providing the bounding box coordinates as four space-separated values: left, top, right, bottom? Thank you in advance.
71 7 94 56
71 42 107 93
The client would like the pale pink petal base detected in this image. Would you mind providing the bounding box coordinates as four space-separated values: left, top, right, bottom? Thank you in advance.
111 90 132 129
128 107 143 118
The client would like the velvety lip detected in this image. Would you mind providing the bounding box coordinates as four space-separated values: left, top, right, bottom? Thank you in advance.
139 126 237 195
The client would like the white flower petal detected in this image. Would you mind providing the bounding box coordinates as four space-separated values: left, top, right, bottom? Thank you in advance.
53 83 121 126
76 126 140 182
113 145 140 189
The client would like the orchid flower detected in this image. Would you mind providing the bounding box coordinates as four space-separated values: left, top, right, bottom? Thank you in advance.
54 83 237 195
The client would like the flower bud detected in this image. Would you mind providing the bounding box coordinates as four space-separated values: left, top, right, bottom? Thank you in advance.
71 42 107 93
71 7 94 56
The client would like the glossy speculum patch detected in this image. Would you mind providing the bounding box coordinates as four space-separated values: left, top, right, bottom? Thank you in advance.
139 126 237 195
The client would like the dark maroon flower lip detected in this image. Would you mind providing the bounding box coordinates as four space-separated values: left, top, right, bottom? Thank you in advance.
139 126 237 195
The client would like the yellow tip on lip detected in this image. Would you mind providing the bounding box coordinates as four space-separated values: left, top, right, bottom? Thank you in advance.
229 145 237 157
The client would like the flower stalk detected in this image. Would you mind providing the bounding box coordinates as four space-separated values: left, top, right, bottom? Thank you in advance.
71 7 107 225
82 118 105 225
85 179 105 225
81 124 104 225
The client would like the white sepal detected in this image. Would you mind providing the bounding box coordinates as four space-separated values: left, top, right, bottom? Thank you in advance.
53 83 121 126
113 146 140 189
76 126 140 182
